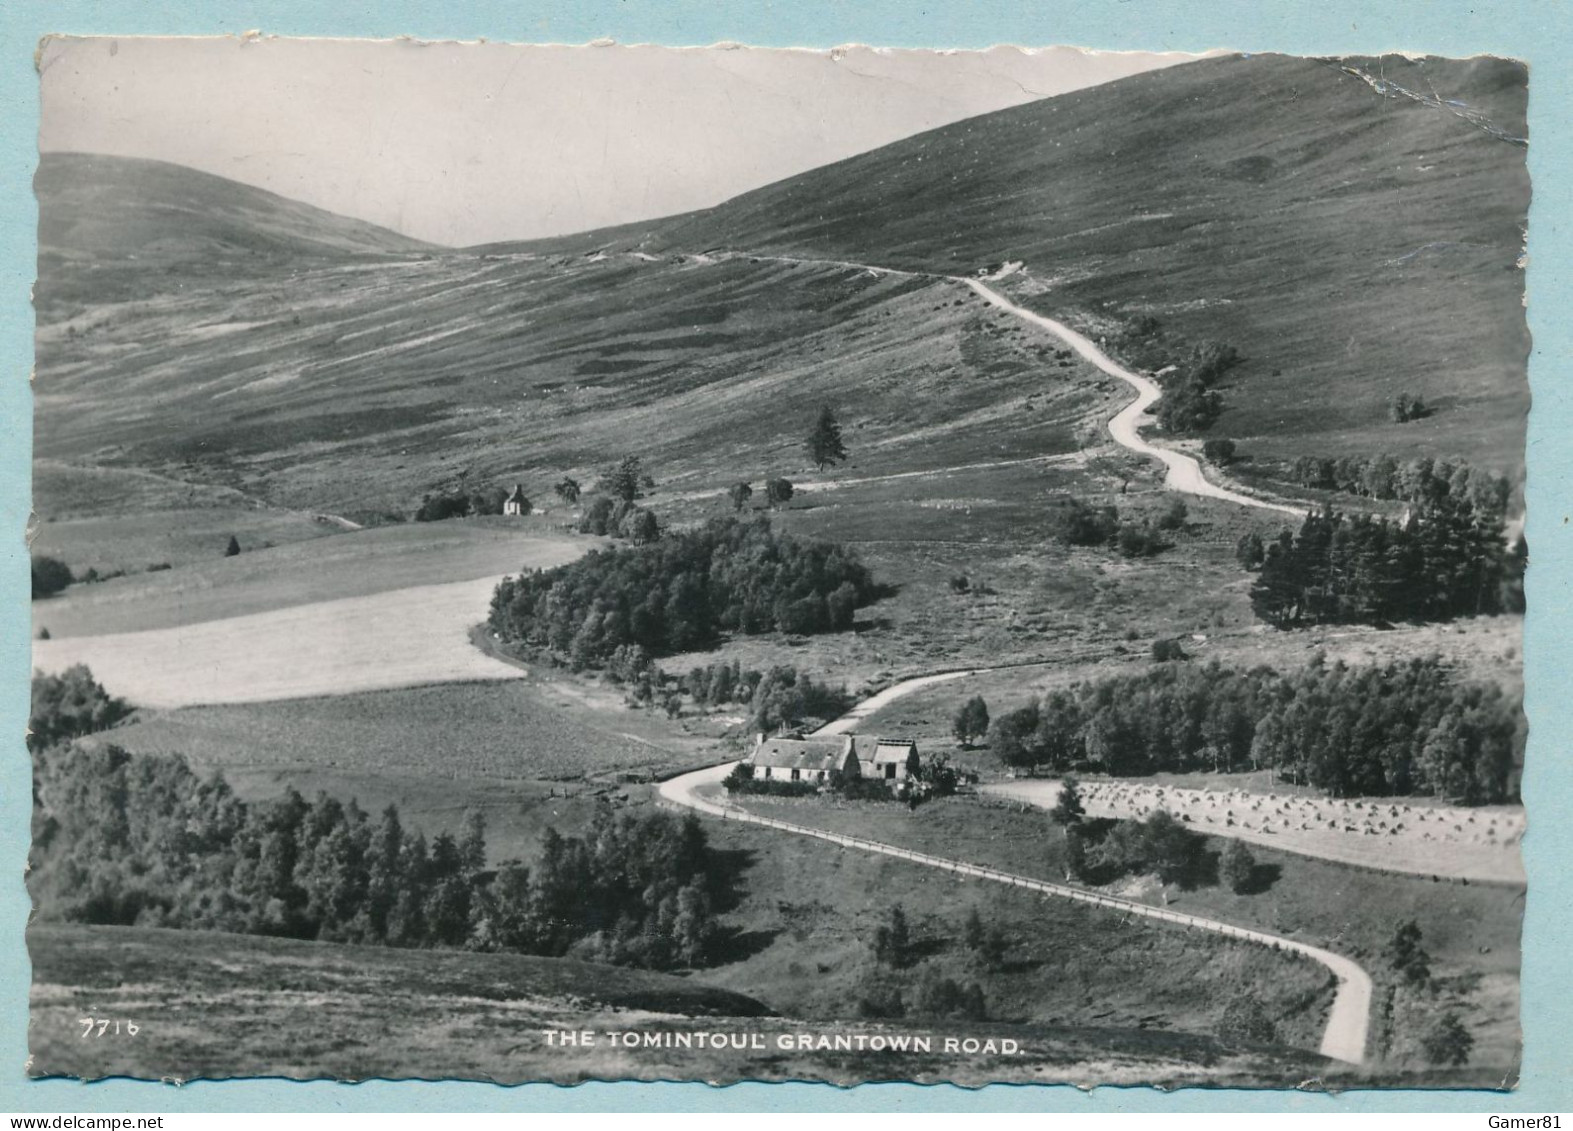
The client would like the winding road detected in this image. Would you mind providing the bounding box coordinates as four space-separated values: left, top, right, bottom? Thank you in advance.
658 760 1372 1065
655 248 1369 1059
956 279 1303 516
714 249 1304 517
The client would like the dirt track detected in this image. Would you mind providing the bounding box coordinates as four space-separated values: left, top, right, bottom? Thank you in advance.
658 761 1371 1065
720 249 1305 516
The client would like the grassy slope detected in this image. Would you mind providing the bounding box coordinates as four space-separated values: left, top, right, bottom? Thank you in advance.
636 53 1529 476
27 923 772 1084
36 152 432 265
727 793 1523 1076
102 678 718 862
28 923 1334 1087
696 810 1336 1053
36 54 1528 521
35 203 1099 519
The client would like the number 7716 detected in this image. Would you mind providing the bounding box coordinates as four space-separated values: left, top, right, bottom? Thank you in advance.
77 1018 139 1037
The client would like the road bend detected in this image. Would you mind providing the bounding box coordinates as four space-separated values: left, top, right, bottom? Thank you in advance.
658 760 1372 1066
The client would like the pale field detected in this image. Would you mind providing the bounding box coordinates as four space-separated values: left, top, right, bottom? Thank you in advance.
986 779 1526 885
33 576 521 709
33 516 592 639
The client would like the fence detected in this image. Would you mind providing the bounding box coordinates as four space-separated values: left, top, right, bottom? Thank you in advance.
656 787 1371 1064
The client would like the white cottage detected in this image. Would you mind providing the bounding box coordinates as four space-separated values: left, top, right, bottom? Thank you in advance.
745 734 862 786
503 484 530 516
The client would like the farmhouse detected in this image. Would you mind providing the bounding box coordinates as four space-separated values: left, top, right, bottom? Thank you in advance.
746 734 861 785
743 734 924 789
503 484 530 516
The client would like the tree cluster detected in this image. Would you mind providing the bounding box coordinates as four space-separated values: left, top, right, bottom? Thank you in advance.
29 742 720 971
489 516 877 668
745 666 854 735
1283 453 1510 514
31 555 73 599
988 656 1522 803
1202 439 1237 465
1067 810 1207 887
1153 341 1239 434
858 905 988 1021
578 496 660 543
414 485 519 523
1389 392 1431 423
1384 919 1433 988
594 455 654 503
30 666 132 753
1045 498 1171 558
1249 503 1524 628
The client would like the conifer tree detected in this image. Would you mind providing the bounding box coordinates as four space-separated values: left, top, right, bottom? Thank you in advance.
806 405 848 470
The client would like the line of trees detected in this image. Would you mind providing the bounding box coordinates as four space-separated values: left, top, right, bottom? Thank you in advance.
489 516 878 669
1281 453 1511 514
29 741 721 971
1248 503 1524 628
985 656 1522 802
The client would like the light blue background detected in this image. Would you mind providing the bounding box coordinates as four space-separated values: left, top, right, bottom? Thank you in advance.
1 0 1567 1114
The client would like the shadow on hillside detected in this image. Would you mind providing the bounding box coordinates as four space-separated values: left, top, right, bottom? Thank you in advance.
705 846 756 915
701 845 781 967
707 925 781 967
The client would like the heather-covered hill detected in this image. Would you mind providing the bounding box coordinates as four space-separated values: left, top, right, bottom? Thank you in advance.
38 152 433 261
611 53 1532 475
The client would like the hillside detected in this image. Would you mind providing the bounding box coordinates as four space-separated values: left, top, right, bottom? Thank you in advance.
28 923 772 1082
29 923 1338 1086
616 53 1529 476
36 152 431 272
32 52 1529 531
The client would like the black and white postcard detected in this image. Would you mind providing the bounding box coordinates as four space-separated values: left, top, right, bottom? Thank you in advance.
25 37 1528 1089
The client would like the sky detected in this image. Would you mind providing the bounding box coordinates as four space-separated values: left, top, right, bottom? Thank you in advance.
37 36 1204 247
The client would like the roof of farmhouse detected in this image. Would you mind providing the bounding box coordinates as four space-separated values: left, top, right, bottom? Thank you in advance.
872 740 919 763
750 735 855 769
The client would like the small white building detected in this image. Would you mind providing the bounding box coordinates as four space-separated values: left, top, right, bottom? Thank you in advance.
745 734 861 785
865 739 920 783
503 484 530 516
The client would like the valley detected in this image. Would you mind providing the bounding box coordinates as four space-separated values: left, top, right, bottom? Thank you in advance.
26 50 1528 1089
